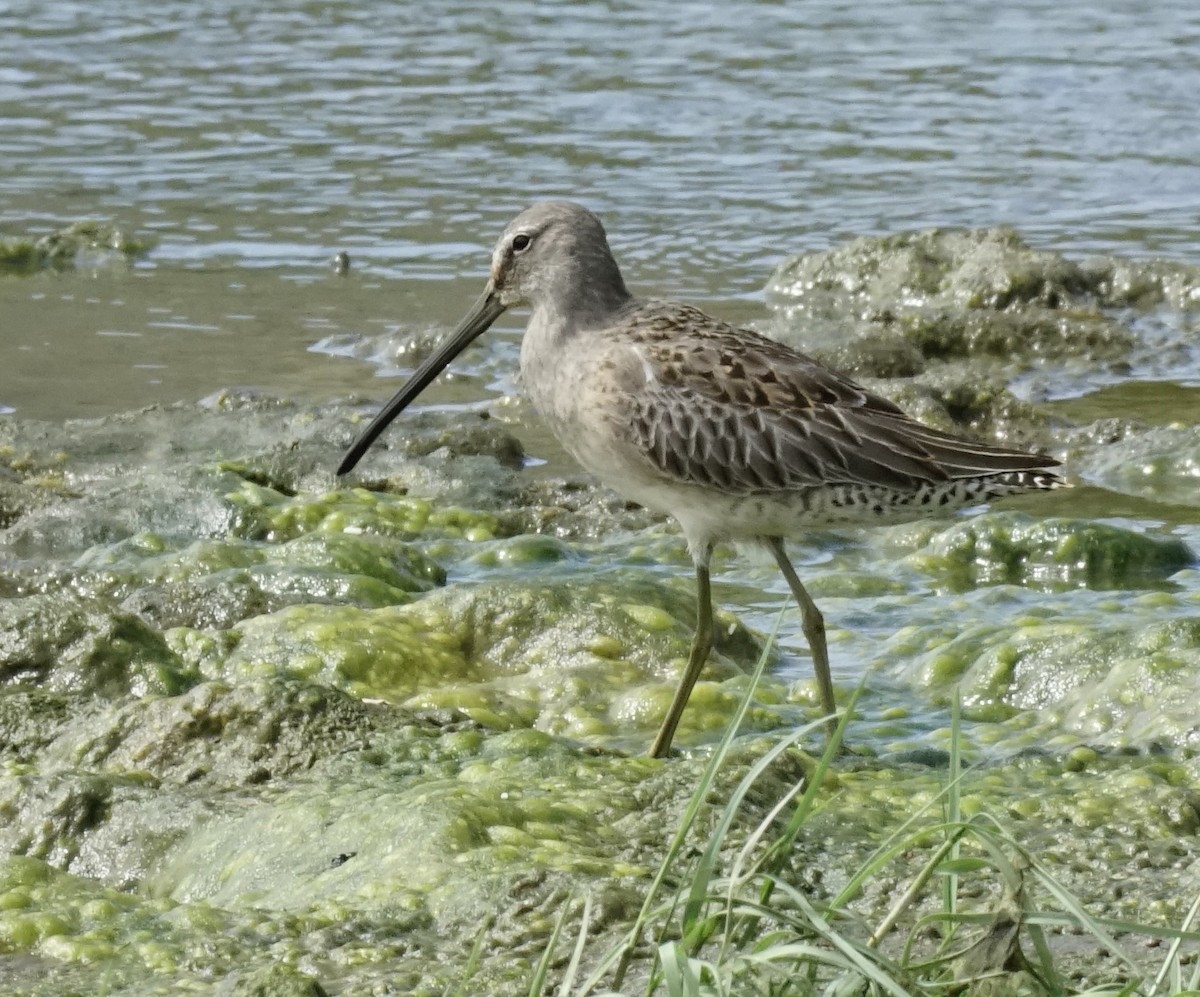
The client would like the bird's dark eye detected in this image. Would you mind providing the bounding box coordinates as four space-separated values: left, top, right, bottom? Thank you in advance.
511 233 532 252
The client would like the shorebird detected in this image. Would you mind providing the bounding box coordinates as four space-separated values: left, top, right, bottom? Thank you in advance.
337 201 1062 758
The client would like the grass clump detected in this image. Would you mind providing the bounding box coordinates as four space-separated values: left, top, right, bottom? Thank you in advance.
507 611 1200 997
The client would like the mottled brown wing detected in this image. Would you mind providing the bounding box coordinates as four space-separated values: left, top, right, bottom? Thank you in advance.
617 302 1058 495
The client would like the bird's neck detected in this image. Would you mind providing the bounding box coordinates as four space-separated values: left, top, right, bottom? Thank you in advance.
538 259 633 337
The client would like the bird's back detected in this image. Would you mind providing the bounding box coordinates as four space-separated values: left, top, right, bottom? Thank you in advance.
587 300 1060 499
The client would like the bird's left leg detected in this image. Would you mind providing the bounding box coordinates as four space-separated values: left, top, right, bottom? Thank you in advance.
766 536 838 729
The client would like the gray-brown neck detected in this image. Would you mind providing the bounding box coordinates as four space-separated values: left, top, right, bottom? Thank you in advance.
537 240 633 334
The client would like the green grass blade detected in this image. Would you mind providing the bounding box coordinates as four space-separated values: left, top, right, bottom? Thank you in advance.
660 939 703 997
583 604 787 995
558 892 593 997
868 826 969 949
830 754 981 911
942 691 962 947
755 678 860 877
765 877 912 996
448 913 493 997
1149 887 1200 996
733 678 861 950
530 894 573 997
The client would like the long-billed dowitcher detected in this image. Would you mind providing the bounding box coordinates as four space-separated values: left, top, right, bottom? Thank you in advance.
338 201 1062 758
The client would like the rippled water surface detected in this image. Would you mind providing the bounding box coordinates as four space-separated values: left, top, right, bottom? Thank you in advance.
2 0 1198 418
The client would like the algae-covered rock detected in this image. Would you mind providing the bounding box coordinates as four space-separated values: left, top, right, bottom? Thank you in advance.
899 307 1130 366
770 227 1094 315
823 749 1200 919
0 679 458 895
0 470 76 535
0 221 152 276
224 412 525 496
4 283 1200 993
226 964 329 997
1 691 1197 995
882 602 1200 744
228 480 506 544
0 688 73 762
897 512 1191 590
0 461 245 565
865 370 1057 445
1078 424 1200 508
0 738 815 995
0 594 196 697
0 770 134 869
171 578 767 749
374 412 526 468
156 734 811 935
765 228 1135 377
491 476 665 544
44 679 397 787
1092 256 1200 311
71 529 445 629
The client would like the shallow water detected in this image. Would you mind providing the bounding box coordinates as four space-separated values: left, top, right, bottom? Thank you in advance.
2 0 1198 419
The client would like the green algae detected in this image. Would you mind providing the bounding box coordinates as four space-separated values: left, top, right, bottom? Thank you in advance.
766 227 1137 377
0 221 153 276
229 965 329 996
876 588 1200 744
71 529 446 629
168 578 771 749
0 737 770 994
1 732 1197 995
0 594 196 697
0 854 334 994
465 532 574 567
895 511 1192 590
228 480 504 544
157 732 661 915
1079 423 1200 508
816 749 1200 950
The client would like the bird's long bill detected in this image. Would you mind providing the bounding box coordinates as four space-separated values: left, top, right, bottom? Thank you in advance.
336 285 507 475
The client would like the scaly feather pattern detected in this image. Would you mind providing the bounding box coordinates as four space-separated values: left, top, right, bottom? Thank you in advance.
613 300 1059 495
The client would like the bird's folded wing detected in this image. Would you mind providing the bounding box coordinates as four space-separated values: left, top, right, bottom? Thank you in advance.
617 320 1058 495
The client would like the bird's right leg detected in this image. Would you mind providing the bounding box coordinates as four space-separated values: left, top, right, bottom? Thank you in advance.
649 544 714 758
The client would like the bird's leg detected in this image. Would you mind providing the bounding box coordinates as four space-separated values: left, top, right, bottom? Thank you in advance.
766 537 838 731
649 546 714 758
